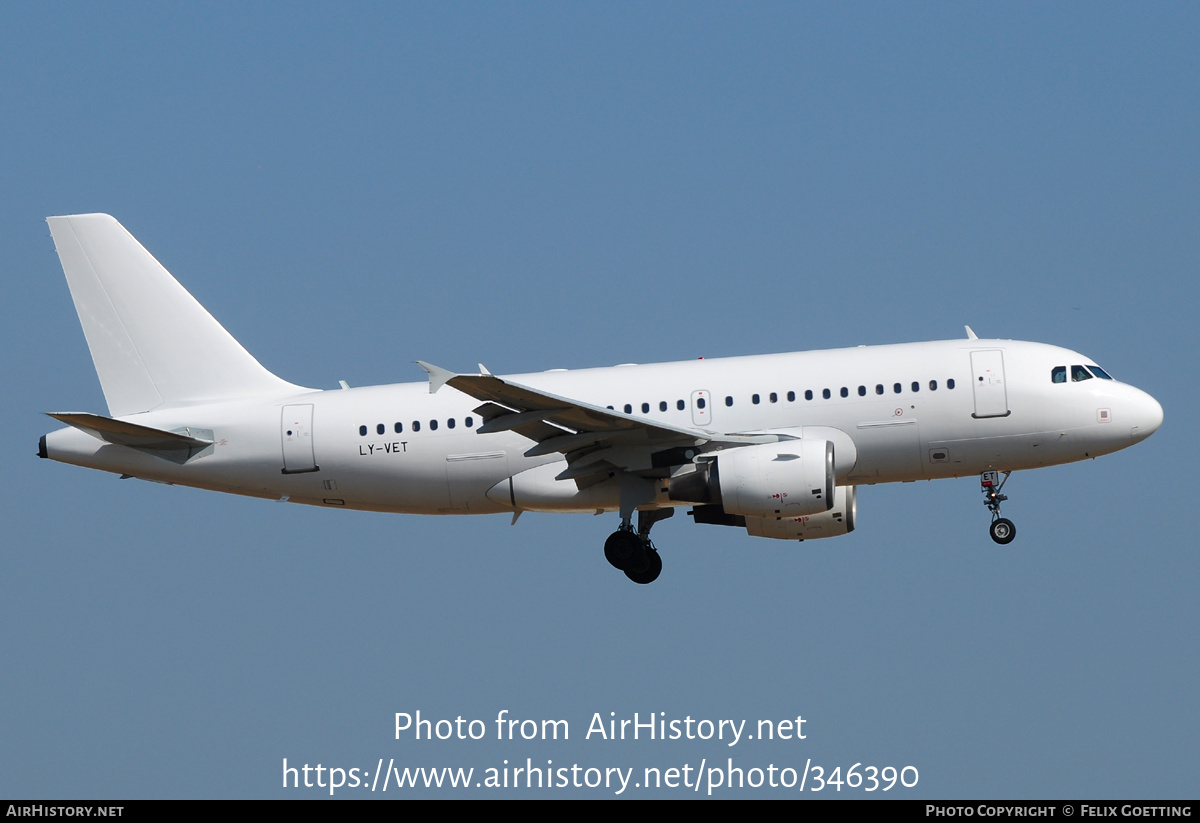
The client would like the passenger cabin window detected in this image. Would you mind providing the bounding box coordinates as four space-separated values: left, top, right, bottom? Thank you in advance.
642 402 650 413
677 400 685 411
376 423 385 435
359 425 367 436
660 401 668 411
805 390 813 401
696 397 706 409
822 388 831 400
725 396 733 407
769 392 778 403
947 378 956 389
752 394 760 405
787 391 795 402
1052 366 1067 383
429 419 438 431
911 382 920 393
893 383 902 394
394 422 403 433
465 417 474 427
840 387 848 398
1071 365 1093 382
624 404 632 414
447 418 455 429
858 385 866 397
929 380 937 391
412 421 421 432
876 384 884 395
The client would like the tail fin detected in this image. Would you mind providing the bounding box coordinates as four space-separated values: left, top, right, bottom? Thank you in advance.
47 214 307 416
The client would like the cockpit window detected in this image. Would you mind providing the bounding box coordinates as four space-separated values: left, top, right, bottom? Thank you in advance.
1071 365 1093 382
1088 365 1113 380
1051 366 1066 384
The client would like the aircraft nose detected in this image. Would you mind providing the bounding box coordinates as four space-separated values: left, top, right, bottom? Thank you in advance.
1129 387 1163 442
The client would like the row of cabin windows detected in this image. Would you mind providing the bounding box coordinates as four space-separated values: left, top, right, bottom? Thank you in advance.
1051 365 1113 384
608 400 690 414
360 374 964 435
609 378 956 414
359 417 476 436
740 378 956 405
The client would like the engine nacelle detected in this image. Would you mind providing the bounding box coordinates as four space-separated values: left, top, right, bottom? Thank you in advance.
744 485 857 541
715 439 834 519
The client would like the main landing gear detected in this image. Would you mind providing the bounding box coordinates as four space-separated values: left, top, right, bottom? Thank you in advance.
604 509 671 584
981 470 1016 545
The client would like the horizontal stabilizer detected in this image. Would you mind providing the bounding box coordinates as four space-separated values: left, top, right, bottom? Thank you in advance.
47 412 212 451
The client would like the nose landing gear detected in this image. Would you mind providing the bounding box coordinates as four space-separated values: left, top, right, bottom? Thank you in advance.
981 470 1016 545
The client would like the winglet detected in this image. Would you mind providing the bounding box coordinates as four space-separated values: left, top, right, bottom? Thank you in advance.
478 363 492 376
965 325 979 340
416 361 457 394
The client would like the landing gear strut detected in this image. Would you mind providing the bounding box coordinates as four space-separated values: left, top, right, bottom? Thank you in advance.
981 470 1016 545
604 509 671 584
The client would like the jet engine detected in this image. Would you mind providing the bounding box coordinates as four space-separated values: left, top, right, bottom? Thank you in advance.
713 439 835 518
744 485 857 540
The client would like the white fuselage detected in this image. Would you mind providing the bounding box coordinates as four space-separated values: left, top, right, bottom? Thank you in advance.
43 338 1163 516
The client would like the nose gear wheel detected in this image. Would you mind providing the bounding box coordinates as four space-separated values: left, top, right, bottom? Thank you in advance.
981 471 1016 545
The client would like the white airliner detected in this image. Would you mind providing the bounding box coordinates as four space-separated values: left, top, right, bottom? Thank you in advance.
39 214 1163 583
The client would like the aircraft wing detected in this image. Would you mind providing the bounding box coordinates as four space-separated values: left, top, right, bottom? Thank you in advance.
417 362 772 486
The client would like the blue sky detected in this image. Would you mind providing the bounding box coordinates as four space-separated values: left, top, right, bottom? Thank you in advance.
1 3 1196 798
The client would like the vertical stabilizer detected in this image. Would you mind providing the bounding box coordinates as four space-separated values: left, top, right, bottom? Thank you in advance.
47 214 307 416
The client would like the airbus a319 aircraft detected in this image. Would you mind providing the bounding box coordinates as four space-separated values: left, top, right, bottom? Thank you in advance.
39 214 1163 583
